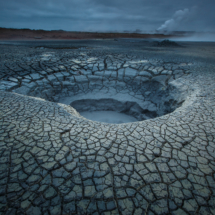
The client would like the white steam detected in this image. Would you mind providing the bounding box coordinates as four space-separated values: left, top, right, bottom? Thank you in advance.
157 8 194 32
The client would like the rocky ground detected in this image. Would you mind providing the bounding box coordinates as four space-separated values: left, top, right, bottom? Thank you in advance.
0 40 215 214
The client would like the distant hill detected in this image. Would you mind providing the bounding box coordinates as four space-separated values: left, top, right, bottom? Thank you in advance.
0 27 175 40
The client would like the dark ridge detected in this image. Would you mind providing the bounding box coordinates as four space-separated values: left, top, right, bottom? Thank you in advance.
153 39 181 47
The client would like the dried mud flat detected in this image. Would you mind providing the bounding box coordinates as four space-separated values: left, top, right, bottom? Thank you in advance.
0 40 215 215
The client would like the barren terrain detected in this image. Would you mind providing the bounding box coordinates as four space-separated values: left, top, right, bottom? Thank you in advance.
0 39 215 214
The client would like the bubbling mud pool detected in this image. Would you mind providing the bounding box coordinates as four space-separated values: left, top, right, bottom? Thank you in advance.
80 111 137 124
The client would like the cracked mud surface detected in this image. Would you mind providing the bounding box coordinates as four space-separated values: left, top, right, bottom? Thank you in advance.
0 40 215 214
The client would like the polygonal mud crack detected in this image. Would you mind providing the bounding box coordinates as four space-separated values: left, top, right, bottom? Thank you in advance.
1 46 215 215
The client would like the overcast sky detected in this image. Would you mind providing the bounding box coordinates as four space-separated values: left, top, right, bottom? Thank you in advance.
0 0 214 32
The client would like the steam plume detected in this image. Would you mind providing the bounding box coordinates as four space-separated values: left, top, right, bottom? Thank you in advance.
157 8 192 32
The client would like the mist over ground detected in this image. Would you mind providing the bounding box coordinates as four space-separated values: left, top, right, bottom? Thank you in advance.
173 32 215 42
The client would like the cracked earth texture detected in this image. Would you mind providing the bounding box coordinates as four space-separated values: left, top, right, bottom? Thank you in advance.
0 40 215 215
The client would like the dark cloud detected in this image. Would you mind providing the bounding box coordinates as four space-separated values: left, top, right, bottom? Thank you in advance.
0 0 214 32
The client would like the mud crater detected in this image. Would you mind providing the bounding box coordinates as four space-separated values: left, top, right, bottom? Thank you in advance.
18 75 186 123
1 58 191 123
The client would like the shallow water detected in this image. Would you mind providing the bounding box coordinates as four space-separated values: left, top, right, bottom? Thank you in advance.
80 111 137 124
